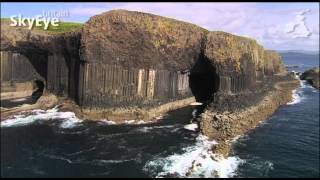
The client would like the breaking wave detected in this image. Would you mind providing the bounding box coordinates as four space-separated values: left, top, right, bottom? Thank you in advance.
287 80 310 105
0 106 83 128
97 119 117 125
143 135 244 178
287 89 302 105
184 123 198 131
136 125 180 133
10 97 28 102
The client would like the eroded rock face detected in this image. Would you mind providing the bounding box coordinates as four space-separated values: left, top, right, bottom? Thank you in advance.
0 20 81 99
1 9 288 112
204 31 265 73
203 32 264 93
264 50 287 75
80 10 207 71
0 20 81 55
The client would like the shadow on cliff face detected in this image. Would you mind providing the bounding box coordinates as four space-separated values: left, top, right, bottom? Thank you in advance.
189 56 219 105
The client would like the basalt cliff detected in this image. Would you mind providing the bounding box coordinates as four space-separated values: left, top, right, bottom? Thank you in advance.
1 10 298 149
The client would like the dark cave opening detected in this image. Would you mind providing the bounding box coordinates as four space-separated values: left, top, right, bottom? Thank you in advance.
189 57 220 104
31 79 45 100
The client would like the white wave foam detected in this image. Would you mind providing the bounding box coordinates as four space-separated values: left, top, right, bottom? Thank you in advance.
290 71 300 79
46 154 73 164
1 107 83 128
287 89 302 105
67 147 96 156
31 109 46 113
1 107 57 127
171 127 181 133
97 119 149 126
143 135 243 178
59 116 83 129
300 80 308 88
137 125 178 133
190 102 203 106
265 160 274 170
192 109 198 119
301 80 317 90
155 115 164 120
287 80 306 105
230 135 242 143
184 123 198 131
97 119 117 125
124 120 136 124
91 159 134 165
10 97 28 102
287 91 300 105
137 120 148 124
1 114 39 127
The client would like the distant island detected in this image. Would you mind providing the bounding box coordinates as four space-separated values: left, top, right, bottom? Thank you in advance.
277 50 319 55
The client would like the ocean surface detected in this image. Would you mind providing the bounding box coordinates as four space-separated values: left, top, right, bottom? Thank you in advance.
1 53 319 178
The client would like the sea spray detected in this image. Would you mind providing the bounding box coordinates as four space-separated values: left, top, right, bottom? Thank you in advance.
143 135 244 178
0 106 83 128
10 97 28 102
287 89 302 105
287 80 311 105
97 119 117 125
184 123 198 131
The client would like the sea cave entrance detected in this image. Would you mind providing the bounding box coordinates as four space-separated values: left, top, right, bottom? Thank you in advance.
32 79 45 100
189 57 220 105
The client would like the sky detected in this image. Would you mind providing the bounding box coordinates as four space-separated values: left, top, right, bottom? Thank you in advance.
1 2 319 51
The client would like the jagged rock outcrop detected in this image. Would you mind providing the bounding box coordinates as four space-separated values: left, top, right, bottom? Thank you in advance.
301 67 320 89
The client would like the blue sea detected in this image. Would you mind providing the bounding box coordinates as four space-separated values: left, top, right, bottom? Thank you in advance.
1 52 319 178
231 52 319 178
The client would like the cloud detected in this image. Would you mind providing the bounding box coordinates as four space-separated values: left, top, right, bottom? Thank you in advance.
69 3 257 32
67 3 319 51
69 4 108 16
285 9 312 38
70 7 107 16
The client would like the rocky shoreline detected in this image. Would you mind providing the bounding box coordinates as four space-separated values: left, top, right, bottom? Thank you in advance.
1 74 300 162
0 9 301 164
2 74 299 137
200 74 300 157
59 96 196 123
0 92 195 122
300 67 319 90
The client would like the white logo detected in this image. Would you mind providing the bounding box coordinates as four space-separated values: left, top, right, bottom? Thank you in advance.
9 10 69 30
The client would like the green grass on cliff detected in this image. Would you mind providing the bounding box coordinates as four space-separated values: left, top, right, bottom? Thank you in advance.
33 21 83 33
1 18 83 34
